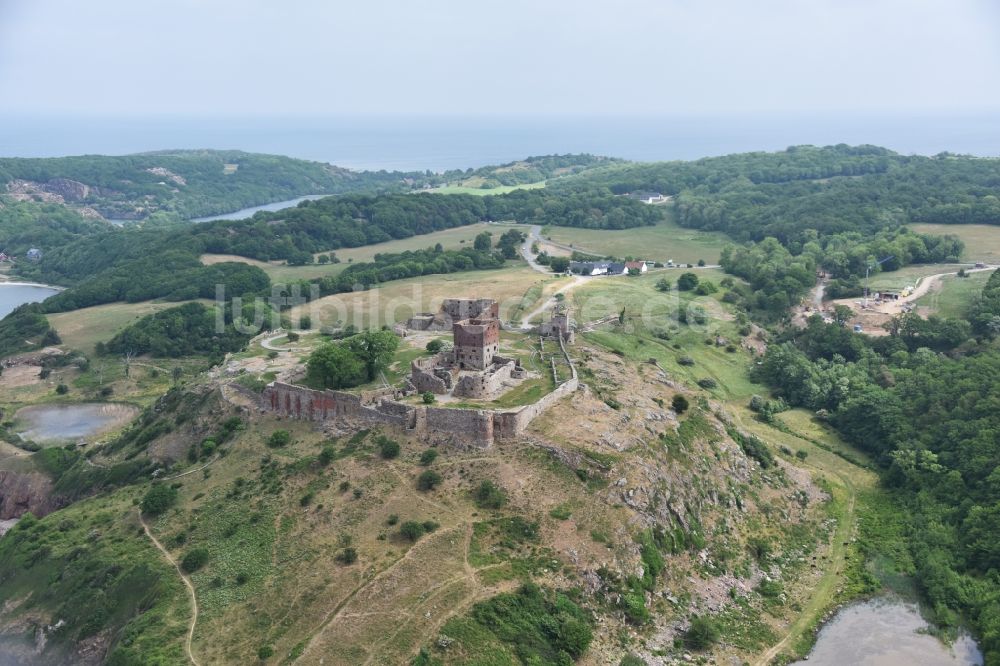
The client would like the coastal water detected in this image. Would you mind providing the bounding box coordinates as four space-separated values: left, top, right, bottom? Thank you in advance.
792 598 983 665
0 283 60 318
1 114 998 171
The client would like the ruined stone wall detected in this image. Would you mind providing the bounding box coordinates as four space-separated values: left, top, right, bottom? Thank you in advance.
261 382 338 421
423 406 494 448
410 353 452 394
453 360 516 399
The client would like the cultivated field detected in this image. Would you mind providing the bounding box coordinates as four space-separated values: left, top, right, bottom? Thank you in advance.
430 180 545 196
288 264 554 330
541 215 731 264
909 223 1000 263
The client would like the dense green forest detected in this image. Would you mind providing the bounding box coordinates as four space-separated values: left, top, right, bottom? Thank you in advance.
102 302 258 358
752 292 1000 662
0 200 107 256
0 303 61 357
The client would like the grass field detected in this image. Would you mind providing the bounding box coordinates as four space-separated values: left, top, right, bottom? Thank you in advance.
865 263 969 291
47 299 212 355
916 269 992 318
542 215 732 264
909 223 1000 263
200 223 532 284
430 180 545 196
288 264 553 330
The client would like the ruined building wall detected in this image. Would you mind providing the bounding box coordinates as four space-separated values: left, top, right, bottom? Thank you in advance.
441 298 499 322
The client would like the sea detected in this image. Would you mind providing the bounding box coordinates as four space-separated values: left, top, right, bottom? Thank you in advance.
0 113 998 171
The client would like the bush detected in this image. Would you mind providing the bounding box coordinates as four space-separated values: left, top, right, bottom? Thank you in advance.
417 470 442 491
421 391 436 404
181 548 210 573
267 430 291 448
697 378 718 389
258 645 274 660
473 480 507 510
672 395 689 414
425 339 443 353
336 547 358 564
378 437 400 459
55 383 69 395
318 445 335 466
694 280 717 295
140 484 178 516
685 615 720 650
386 514 399 526
677 356 695 366
419 449 438 466
399 520 426 542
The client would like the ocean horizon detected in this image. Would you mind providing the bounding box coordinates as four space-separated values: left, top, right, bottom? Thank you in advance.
1 112 998 172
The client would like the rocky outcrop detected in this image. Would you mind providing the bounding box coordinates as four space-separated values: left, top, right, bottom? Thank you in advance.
0 469 59 520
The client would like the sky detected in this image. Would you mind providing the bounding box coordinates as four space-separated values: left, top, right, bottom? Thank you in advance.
1 0 998 118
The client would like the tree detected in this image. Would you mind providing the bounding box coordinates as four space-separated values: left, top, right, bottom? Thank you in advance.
346 329 399 382
474 232 492 252
417 469 442 491
141 484 178 516
677 272 699 291
181 548 210 573
335 547 358 564
655 277 672 292
172 366 183 385
425 339 443 353
399 521 426 541
672 394 689 414
422 391 436 404
419 449 438 466
549 256 570 273
267 430 291 448
833 304 853 326
306 342 365 389
697 259 706 266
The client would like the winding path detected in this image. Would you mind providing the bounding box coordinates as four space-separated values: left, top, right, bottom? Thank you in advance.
139 510 201 666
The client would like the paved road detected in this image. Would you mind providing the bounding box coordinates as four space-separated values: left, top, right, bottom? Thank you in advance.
520 225 551 274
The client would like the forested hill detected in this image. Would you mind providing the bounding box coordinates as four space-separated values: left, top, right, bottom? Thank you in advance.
0 150 426 221
0 151 614 224
554 144 1000 240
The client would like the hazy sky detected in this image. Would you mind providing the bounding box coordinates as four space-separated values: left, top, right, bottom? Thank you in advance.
2 0 999 117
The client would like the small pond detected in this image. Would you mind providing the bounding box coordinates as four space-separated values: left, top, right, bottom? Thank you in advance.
792 597 982 665
15 402 139 443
